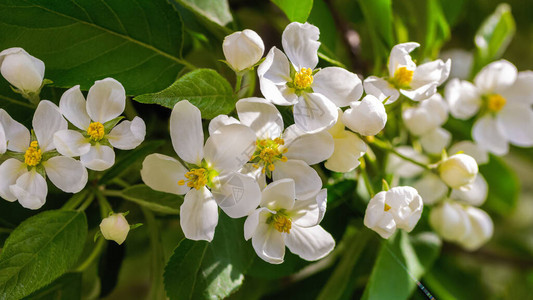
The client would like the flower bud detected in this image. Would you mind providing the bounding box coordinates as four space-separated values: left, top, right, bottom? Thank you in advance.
99 213 130 245
223 29 264 72
438 153 478 190
342 95 387 136
429 201 471 242
458 206 493 251
0 47 45 93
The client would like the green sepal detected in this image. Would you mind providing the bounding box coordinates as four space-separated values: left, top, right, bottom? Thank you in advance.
94 230 102 242
129 223 143 230
103 116 124 133
41 150 61 162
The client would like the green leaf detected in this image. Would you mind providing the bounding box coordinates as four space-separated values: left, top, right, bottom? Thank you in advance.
164 214 254 300
120 184 182 215
362 231 441 300
358 0 394 72
0 0 188 95
473 3 516 73
24 273 82 300
479 155 519 216
134 69 235 119
99 140 165 184
173 0 232 27
272 0 314 23
0 210 87 300
423 0 450 59
0 81 35 127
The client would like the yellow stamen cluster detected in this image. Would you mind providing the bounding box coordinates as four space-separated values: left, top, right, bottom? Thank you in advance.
272 214 292 234
390 66 414 89
24 141 42 167
87 122 105 141
293 67 314 90
487 94 507 112
178 168 208 190
384 203 392 212
252 138 288 173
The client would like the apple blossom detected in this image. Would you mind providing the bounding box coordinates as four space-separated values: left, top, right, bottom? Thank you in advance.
438 154 478 190
342 95 387 136
100 213 130 245
223 29 265 72
0 47 44 95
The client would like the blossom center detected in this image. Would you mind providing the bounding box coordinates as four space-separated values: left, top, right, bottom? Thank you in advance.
24 141 42 166
487 94 506 112
252 138 288 173
178 168 209 190
390 67 414 89
272 213 292 234
384 203 391 212
87 122 105 141
293 68 314 90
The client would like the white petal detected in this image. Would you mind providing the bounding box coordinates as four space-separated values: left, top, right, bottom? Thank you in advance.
448 141 489 165
421 93 449 126
53 130 91 157
0 109 30 152
458 207 493 251
291 188 327 227
400 82 439 102
282 22 320 70
251 215 285 264
59 85 91 130
273 160 322 200
342 95 387 136
429 201 472 242
363 76 400 104
107 117 146 150
294 93 338 133
260 178 296 210
236 97 283 139
325 131 367 173
313 67 363 107
203 124 256 173
285 225 335 261
445 79 481 119
0 47 44 93
208 115 240 135
86 78 126 123
472 115 509 155
413 173 448 205
43 156 88 193
244 207 272 240
0 123 5 154
364 191 396 239
80 145 115 171
386 146 429 178
285 130 334 165
419 127 451 155
497 103 533 147
384 186 423 232
410 59 451 88
257 47 297 106
440 48 473 80
388 42 419 77
33 100 67 152
451 174 488 207
0 158 27 201
222 29 264 71
501 71 533 105
474 59 517 93
180 187 218 242
140 153 189 195
212 172 261 218
9 170 47 210
170 100 204 165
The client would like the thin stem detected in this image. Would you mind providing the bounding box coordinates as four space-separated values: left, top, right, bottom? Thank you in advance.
77 193 95 211
62 189 90 210
111 178 131 188
76 237 105 272
234 73 243 93
102 190 124 198
359 157 375 198
96 191 113 215
367 137 432 170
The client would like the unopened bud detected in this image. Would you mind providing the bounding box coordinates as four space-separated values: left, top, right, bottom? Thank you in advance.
99 213 130 245
438 154 478 190
0 47 45 93
342 95 387 136
223 29 264 71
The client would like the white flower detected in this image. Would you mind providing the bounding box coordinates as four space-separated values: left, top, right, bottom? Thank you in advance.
445 60 533 155
257 22 363 133
440 49 473 80
430 201 493 251
218 97 333 199
364 186 423 239
100 213 130 245
223 29 265 71
448 140 489 165
0 123 6 155
0 47 44 94
53 78 146 171
325 108 367 172
451 174 488 207
438 154 478 190
141 100 260 241
342 95 387 136
0 101 88 209
244 179 334 264
364 42 450 104
386 146 429 178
